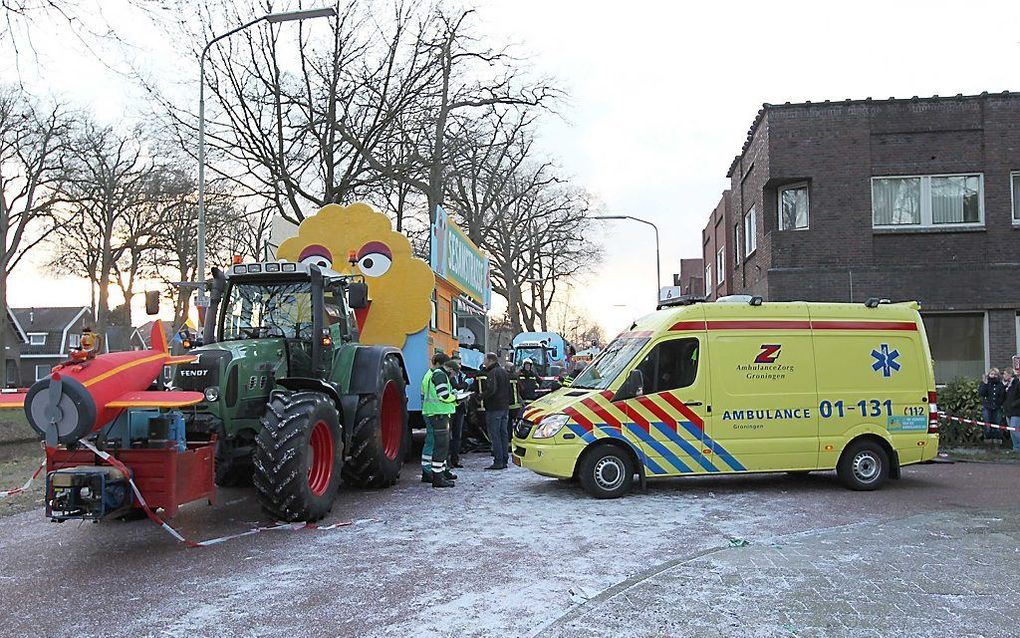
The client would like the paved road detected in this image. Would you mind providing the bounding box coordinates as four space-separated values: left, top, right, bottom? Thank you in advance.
0 455 1017 638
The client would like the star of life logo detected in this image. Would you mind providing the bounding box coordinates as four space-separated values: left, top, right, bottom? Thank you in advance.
871 343 901 377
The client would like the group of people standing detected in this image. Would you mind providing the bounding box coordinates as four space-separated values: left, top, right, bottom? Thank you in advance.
978 367 1020 451
420 352 543 488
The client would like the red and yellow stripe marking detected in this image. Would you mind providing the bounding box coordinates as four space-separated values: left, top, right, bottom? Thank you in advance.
670 319 918 332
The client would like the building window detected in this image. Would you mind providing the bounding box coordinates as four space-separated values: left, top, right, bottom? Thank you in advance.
35 364 50 381
743 207 757 256
68 333 81 349
716 246 725 285
1011 171 1020 224
28 333 46 346
921 313 985 384
872 174 983 229
429 292 437 330
704 264 712 296
779 183 809 230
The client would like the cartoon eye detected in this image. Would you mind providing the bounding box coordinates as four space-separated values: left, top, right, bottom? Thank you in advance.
298 244 333 270
356 241 392 277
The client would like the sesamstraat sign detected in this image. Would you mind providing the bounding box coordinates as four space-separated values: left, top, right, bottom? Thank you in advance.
430 206 491 309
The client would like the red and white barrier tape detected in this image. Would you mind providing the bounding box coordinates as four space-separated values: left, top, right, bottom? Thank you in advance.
938 411 1019 433
0 457 45 498
78 439 379 548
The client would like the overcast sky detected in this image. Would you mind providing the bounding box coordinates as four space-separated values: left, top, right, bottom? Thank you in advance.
5 0 1019 337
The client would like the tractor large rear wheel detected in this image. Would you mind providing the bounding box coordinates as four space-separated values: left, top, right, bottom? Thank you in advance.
341 355 408 488
253 391 343 522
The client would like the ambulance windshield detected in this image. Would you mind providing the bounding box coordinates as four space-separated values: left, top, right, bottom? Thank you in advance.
570 336 650 389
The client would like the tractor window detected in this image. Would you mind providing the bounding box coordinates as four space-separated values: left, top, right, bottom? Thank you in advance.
635 337 700 394
323 288 342 326
221 282 314 341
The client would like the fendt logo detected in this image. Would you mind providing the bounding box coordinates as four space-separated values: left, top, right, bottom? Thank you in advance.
754 344 782 364
179 369 209 377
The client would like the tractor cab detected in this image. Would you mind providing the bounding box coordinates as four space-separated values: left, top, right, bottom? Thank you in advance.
211 261 365 379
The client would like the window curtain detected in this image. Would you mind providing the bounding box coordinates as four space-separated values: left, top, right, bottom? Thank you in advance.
931 176 979 224
872 178 920 225
781 187 808 229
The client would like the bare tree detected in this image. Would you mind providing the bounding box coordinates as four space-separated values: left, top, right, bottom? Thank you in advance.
339 6 561 224
142 169 241 326
443 109 598 333
0 87 72 386
50 122 154 336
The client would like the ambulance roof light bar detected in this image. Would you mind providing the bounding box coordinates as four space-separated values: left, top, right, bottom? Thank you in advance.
657 295 705 310
864 297 891 308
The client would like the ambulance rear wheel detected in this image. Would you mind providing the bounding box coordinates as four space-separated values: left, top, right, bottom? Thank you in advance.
578 444 633 499
837 439 889 491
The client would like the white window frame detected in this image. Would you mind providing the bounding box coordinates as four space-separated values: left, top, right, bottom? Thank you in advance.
28 333 46 346
743 207 757 257
716 246 725 285
704 263 712 296
68 333 81 349
35 364 50 381
778 182 810 231
871 173 985 230
1011 170 1020 225
733 224 740 266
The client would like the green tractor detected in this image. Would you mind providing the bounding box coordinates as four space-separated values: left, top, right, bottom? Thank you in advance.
172 260 409 521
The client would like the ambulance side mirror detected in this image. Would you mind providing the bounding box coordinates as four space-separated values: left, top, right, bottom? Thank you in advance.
615 369 645 401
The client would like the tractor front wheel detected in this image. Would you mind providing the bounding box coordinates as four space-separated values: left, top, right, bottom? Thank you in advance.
253 391 343 522
341 354 408 488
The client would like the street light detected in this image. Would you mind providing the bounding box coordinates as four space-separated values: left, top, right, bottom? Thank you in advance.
592 215 661 305
196 6 336 315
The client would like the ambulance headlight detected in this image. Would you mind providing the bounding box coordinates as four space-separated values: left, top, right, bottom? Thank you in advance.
204 387 220 402
533 413 570 439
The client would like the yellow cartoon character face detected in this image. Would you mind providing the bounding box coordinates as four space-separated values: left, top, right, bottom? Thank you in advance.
276 203 435 348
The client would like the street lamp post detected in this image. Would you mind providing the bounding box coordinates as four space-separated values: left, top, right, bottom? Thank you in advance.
593 215 661 305
196 7 336 315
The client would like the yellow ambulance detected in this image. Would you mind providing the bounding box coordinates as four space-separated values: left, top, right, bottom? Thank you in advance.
512 297 939 498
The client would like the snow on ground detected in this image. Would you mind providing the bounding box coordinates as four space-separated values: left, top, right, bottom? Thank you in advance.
0 454 1014 637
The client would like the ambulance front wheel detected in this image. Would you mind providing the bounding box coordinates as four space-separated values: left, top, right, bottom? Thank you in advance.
578 444 634 499
837 439 890 491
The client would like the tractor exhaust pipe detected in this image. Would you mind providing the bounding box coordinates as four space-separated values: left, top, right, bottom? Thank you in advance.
203 267 227 345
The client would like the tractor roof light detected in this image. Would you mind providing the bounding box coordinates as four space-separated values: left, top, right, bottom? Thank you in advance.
265 263 281 273
282 263 297 272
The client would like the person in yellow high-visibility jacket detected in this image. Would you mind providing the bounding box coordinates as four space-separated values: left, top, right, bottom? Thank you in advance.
421 352 458 488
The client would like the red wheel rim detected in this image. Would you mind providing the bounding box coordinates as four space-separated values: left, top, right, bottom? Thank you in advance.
380 381 402 461
308 419 334 496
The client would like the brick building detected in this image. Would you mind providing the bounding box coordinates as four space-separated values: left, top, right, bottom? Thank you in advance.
671 258 706 297
700 92 1020 383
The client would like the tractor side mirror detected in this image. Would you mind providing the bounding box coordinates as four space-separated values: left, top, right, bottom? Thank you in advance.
145 290 160 316
347 282 369 310
614 369 645 401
